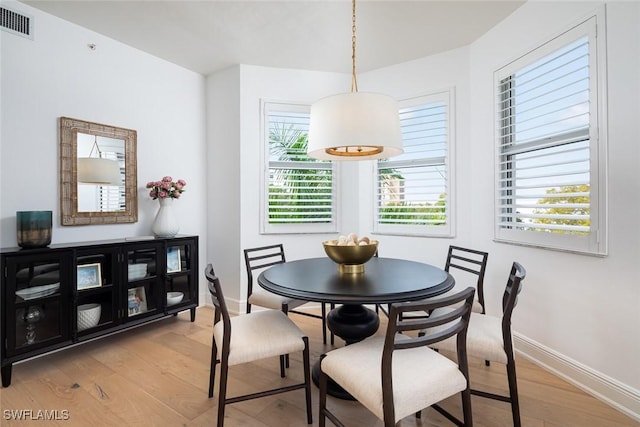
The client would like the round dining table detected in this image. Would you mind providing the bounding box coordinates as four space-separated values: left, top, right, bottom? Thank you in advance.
257 256 455 399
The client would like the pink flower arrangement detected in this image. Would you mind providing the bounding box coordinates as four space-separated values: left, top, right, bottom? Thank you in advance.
146 176 187 200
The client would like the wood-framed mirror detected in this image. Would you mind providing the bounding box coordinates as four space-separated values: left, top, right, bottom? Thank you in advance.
60 117 138 225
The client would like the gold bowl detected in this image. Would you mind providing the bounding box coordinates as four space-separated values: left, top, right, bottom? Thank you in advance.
323 241 378 274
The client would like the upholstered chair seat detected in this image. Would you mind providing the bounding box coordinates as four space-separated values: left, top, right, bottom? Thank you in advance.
247 289 306 312
321 335 467 423
212 309 306 366
426 310 508 364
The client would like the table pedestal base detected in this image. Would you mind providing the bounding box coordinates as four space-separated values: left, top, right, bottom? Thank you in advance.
312 304 379 399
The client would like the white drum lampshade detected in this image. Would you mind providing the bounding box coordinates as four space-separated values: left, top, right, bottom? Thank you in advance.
308 92 403 161
77 157 121 185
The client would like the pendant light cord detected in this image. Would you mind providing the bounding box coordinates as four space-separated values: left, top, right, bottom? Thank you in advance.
88 135 102 158
350 0 358 93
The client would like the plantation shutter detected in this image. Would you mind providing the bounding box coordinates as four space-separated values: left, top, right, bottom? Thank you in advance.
263 103 336 232
375 91 453 236
497 34 591 235
98 151 124 212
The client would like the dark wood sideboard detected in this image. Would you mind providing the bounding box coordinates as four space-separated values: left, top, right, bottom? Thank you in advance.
0 235 199 387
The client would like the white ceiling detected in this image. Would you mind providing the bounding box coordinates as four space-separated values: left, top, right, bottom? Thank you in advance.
22 0 525 76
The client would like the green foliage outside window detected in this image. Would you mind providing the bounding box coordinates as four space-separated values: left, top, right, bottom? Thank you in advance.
268 122 332 223
530 184 590 235
378 194 447 225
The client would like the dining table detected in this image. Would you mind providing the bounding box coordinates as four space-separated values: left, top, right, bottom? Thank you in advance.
257 256 455 399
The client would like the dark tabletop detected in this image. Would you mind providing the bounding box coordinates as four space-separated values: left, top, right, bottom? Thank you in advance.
257 257 455 305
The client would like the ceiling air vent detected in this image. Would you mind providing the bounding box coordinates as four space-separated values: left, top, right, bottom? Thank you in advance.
1 6 33 40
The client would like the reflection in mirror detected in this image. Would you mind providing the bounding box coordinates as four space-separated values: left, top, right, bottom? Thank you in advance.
60 117 138 225
77 133 125 212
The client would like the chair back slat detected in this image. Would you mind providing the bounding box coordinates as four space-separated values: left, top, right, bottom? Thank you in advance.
244 244 286 271
445 245 489 313
387 288 475 350
243 245 286 308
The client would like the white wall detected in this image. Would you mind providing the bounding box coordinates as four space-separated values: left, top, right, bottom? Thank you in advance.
357 46 471 264
206 64 355 308
0 2 208 291
467 0 639 416
206 65 241 302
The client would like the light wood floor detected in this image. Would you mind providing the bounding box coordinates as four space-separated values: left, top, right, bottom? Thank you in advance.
1 306 637 426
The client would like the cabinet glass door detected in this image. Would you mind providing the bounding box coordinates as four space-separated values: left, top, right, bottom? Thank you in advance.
165 241 196 310
75 248 118 336
125 244 162 320
7 254 71 356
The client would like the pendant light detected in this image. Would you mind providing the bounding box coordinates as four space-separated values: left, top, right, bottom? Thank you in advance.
308 0 403 161
77 135 121 186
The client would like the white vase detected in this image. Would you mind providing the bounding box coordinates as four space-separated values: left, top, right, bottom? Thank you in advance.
152 198 179 238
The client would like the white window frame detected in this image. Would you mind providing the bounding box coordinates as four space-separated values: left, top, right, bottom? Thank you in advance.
260 100 339 234
493 10 608 255
373 89 455 237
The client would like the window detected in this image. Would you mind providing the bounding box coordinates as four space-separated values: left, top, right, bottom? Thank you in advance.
261 101 337 234
374 90 454 237
98 151 125 211
495 14 607 255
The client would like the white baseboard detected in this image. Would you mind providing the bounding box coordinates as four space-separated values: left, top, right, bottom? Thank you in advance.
514 332 640 422
200 296 640 423
200 293 243 315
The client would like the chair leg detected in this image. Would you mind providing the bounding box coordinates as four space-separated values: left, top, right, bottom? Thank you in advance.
461 387 473 427
279 355 286 377
217 360 229 427
507 358 521 427
282 305 290 368
209 337 218 398
319 361 327 427
330 303 335 345
321 303 327 344
303 337 312 424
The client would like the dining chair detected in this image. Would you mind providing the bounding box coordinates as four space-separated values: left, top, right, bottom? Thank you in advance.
205 264 312 427
423 261 526 427
244 244 333 345
399 245 488 322
319 287 476 427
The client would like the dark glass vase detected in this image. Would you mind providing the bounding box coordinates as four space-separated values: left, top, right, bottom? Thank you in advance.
16 211 52 248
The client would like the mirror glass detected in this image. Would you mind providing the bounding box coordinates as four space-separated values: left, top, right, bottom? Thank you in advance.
60 117 138 225
76 133 125 212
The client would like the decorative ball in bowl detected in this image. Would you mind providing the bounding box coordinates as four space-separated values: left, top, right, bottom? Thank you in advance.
323 234 378 274
167 291 184 306
77 303 101 331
